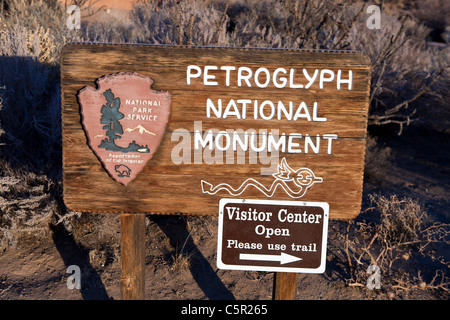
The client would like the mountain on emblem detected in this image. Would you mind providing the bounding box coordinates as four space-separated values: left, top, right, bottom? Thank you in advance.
125 124 156 135
77 72 171 186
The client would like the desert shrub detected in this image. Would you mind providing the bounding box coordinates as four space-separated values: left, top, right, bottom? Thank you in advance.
90 0 366 49
374 195 425 244
84 0 230 46
0 56 59 172
410 0 450 42
0 0 81 247
0 160 59 250
333 194 450 296
0 0 81 64
346 13 449 133
0 0 81 172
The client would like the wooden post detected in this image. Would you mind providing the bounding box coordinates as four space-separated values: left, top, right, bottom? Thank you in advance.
273 272 298 300
121 213 146 300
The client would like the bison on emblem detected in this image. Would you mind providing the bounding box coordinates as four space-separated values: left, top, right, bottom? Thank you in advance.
115 165 131 178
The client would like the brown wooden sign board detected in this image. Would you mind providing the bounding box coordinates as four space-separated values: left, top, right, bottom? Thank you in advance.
217 199 329 273
61 43 371 220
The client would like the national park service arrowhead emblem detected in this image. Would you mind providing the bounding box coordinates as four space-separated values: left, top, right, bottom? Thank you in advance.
78 72 171 186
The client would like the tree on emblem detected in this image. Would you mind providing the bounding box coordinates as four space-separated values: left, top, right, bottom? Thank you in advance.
98 89 124 151
98 89 150 153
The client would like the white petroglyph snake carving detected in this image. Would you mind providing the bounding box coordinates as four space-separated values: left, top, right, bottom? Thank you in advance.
201 158 323 199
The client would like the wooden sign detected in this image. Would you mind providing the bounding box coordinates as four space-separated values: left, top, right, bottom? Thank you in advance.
217 199 329 273
61 44 371 220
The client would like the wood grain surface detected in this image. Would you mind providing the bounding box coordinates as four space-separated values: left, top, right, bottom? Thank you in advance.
120 213 145 300
61 43 371 219
273 272 298 300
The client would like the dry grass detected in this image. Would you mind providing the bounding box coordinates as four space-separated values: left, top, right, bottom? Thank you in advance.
0 160 59 250
332 194 449 296
0 0 81 64
166 236 196 275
